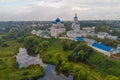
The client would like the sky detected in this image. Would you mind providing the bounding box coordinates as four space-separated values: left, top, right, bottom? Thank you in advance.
0 0 120 21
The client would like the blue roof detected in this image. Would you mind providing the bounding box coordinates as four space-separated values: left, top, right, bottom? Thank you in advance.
92 42 112 52
55 18 61 23
76 37 84 41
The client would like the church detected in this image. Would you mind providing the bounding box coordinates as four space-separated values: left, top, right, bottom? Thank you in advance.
71 14 80 31
50 18 65 37
67 14 88 38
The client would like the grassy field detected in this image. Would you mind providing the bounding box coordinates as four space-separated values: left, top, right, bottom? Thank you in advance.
0 40 44 80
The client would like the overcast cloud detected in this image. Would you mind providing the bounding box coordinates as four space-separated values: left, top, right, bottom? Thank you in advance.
0 0 120 21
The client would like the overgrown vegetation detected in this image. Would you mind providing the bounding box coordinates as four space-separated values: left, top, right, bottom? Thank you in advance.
24 35 120 80
0 33 44 80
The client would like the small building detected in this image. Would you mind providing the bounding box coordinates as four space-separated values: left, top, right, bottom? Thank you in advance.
31 30 37 35
106 35 118 40
36 30 43 36
97 32 108 39
82 27 95 32
91 42 112 57
67 30 75 38
31 29 50 38
67 30 88 38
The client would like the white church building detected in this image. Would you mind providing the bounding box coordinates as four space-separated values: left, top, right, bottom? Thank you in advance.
50 18 65 38
72 13 80 31
67 14 88 38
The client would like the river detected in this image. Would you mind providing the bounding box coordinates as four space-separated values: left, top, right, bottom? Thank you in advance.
39 64 73 80
16 48 73 80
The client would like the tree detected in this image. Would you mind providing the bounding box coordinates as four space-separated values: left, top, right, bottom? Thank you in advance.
105 75 119 80
24 35 39 56
62 39 77 51
35 41 49 53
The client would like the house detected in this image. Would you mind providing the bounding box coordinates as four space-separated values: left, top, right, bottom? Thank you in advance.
106 35 118 40
67 30 88 38
67 30 75 38
31 29 50 38
97 32 108 39
31 30 37 35
82 27 95 32
36 30 43 36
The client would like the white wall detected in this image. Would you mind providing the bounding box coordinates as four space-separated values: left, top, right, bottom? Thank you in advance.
90 45 111 57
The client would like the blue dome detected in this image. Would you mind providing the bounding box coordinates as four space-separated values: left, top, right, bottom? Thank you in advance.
55 18 61 23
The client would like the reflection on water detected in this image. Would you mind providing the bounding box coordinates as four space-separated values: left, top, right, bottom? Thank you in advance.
39 65 73 80
16 48 47 68
16 48 73 80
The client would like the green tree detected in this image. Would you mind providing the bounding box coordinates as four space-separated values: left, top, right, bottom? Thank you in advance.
24 35 39 56
35 41 49 53
105 75 119 80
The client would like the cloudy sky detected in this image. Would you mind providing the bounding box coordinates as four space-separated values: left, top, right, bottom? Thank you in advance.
0 0 120 21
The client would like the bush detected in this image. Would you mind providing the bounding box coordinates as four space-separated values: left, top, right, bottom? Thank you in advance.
1 43 9 47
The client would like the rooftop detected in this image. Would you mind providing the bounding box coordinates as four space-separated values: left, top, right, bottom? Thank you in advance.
98 32 108 35
92 42 112 52
55 18 61 23
76 37 84 41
